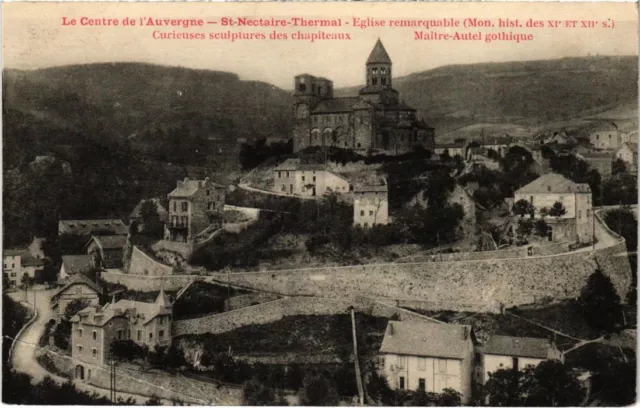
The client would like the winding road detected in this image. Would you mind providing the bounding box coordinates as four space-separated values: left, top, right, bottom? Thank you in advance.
8 287 171 405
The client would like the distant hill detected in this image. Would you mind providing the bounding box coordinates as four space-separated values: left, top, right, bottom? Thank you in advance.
3 63 293 168
336 55 638 139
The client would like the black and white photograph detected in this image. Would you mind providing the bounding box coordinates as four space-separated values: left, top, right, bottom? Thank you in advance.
2 2 639 406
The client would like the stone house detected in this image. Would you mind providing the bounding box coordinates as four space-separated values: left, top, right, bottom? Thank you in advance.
70 289 173 380
590 122 622 150
165 177 226 243
3 249 23 286
476 334 563 384
615 142 638 174
379 320 475 404
352 173 389 227
273 158 351 197
51 273 104 318
86 235 128 269
58 219 128 236
513 173 593 244
59 255 93 283
20 251 45 282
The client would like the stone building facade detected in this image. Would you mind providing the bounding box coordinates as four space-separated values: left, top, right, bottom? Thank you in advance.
292 40 435 155
353 174 389 227
273 158 351 197
165 177 226 243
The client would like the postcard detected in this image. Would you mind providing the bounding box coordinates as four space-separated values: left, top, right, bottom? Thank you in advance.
2 2 638 406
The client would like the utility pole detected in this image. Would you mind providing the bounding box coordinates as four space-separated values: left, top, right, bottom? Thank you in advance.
350 307 365 406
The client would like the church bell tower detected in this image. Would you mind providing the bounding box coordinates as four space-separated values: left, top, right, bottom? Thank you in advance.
365 39 392 89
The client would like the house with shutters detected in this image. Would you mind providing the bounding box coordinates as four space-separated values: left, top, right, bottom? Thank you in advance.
70 289 173 380
273 158 351 197
378 320 475 403
352 173 389 228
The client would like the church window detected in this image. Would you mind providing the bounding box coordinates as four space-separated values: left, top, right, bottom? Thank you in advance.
313 117 318 124
298 83 306 92
372 67 377 74
357 143 361 148
381 78 387 85
372 78 378 85
360 211 365 216
381 67 386 74
345 142 348 147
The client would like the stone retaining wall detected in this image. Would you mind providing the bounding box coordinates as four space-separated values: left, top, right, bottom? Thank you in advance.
101 271 196 291
210 238 631 311
173 296 443 336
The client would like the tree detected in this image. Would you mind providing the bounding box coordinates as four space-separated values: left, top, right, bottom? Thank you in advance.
516 219 533 242
437 388 463 406
298 372 339 406
590 357 636 405
538 207 549 218
612 158 628 175
485 361 584 406
242 379 288 406
534 219 550 237
365 371 395 405
548 201 567 218
137 200 164 239
512 199 535 218
578 269 622 332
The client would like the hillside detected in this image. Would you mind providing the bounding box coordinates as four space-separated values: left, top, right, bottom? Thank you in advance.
336 55 638 139
3 63 293 168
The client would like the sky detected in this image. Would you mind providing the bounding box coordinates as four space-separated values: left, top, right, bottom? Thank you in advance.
3 2 638 89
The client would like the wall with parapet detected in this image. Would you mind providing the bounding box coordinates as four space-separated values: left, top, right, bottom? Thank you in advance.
129 246 174 276
224 292 282 311
209 232 631 311
399 242 571 263
173 296 442 337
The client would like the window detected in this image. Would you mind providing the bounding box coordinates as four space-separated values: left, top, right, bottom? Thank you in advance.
278 171 281 179
149 333 153 341
78 328 83 339
418 357 426 371
137 330 142 341
208 202 214 210
547 186 551 192
369 211 374 216
381 78 387 85
418 378 426 391
281 185 286 192
77 346 83 356
578 210 582 219
92 348 97 359
159 330 165 339
10 273 16 277
372 78 378 85
181 202 188 212
360 211 365 216
173 202 177 212
286 171 290 178
372 67 377 74
313 176 316 182
399 376 405 389
92 331 97 341
117 330 123 340
206 190 210 196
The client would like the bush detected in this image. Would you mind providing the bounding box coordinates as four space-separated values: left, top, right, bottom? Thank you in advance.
578 269 623 332
298 371 339 406
52 320 72 352
110 339 146 362
39 319 56 347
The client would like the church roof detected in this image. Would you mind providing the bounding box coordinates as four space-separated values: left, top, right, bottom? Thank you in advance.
311 97 360 113
383 101 416 112
367 39 392 64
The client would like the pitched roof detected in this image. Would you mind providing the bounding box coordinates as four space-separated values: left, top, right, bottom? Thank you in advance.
380 320 473 360
620 142 638 153
367 39 392 64
4 249 25 257
61 255 92 275
52 272 104 301
275 158 301 171
311 97 360 114
59 219 128 236
514 173 591 195
590 121 618 132
71 295 172 327
21 251 45 267
168 177 224 198
480 335 554 359
89 235 128 250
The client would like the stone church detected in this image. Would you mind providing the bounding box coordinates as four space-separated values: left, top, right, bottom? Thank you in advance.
292 39 435 155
